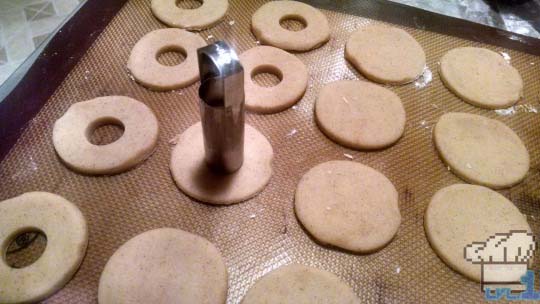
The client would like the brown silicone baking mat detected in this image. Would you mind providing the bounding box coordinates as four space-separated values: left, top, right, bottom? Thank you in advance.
1 0 540 303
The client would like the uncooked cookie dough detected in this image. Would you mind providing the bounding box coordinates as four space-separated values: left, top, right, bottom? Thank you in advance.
0 192 88 304
425 184 532 282
242 264 359 304
251 1 330 52
127 28 206 91
439 47 523 109
295 161 401 253
53 96 159 175
434 112 529 189
151 0 228 30
315 80 406 150
240 46 308 114
345 24 426 84
170 122 273 205
98 228 227 304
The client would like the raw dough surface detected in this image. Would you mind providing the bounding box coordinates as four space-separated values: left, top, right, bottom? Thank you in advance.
241 264 359 304
0 192 88 304
53 96 159 175
295 161 401 253
240 46 308 114
434 112 529 189
251 1 330 52
98 228 227 304
315 80 406 150
170 122 273 205
425 184 532 282
151 0 228 30
439 47 523 109
127 28 206 91
345 24 426 84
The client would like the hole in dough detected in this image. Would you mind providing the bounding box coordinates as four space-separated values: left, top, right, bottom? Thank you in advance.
86 117 125 146
4 229 47 269
156 46 187 67
279 15 307 32
175 0 203 9
251 65 283 88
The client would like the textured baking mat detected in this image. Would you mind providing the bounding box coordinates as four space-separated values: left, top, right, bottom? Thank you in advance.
1 0 539 303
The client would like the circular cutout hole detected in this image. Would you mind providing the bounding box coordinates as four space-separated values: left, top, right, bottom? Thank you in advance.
251 66 283 88
87 118 125 146
176 0 203 9
279 15 307 32
4 229 47 269
157 47 187 67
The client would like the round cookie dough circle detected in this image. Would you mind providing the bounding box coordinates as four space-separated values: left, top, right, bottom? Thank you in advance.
53 96 159 175
241 264 359 304
170 122 273 205
434 112 529 189
439 47 523 109
0 192 88 304
295 161 401 252
240 46 308 114
425 184 532 282
315 80 406 150
251 1 330 52
98 228 227 304
127 28 206 91
151 0 228 30
345 24 426 84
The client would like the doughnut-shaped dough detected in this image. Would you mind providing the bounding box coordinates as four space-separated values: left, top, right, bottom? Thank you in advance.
315 80 406 150
242 264 360 304
295 161 401 253
53 96 159 175
98 228 227 304
425 184 532 282
251 1 330 52
434 113 529 189
151 0 228 30
345 24 426 84
170 122 273 205
127 28 206 91
240 46 308 114
440 47 523 109
0 192 88 304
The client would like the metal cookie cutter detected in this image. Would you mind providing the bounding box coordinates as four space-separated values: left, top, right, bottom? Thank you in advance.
197 41 245 174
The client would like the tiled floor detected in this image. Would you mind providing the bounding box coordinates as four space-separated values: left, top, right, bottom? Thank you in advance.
0 0 84 86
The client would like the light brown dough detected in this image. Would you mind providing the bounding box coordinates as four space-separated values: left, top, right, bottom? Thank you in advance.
425 184 532 282
251 1 330 52
240 46 308 114
170 122 273 205
345 24 426 84
151 0 228 30
295 161 401 253
53 96 159 175
315 80 406 150
127 28 206 91
241 264 360 304
0 192 88 304
98 228 227 304
440 47 523 109
434 112 529 189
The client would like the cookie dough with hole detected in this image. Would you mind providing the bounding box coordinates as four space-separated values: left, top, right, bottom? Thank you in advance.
434 113 529 189
241 264 359 304
151 0 228 30
0 192 88 304
425 184 532 282
251 1 330 52
240 46 308 114
170 122 273 205
53 96 159 175
440 47 523 109
345 24 426 84
98 228 227 304
315 80 406 150
127 28 206 91
295 161 401 253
